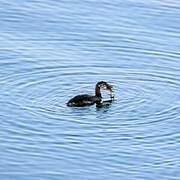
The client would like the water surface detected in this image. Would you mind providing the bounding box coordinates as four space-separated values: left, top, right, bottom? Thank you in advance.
0 0 180 179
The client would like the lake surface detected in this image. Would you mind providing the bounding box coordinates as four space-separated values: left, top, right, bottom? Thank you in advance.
0 0 180 179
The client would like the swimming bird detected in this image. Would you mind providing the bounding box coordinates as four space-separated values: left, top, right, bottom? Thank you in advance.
67 81 113 107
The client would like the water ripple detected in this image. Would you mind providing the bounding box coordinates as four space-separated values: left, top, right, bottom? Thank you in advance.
0 0 180 179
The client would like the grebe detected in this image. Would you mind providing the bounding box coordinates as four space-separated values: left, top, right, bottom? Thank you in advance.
67 81 113 107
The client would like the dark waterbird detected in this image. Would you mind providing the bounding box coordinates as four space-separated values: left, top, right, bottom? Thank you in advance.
67 81 114 107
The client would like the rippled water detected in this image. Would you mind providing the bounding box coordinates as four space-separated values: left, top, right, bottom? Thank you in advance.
0 0 180 179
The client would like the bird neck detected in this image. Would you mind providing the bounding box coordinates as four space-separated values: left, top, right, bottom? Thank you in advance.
95 86 102 98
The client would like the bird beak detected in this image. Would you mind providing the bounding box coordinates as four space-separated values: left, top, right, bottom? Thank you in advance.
106 83 113 92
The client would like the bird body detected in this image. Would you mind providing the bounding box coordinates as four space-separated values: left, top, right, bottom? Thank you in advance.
67 94 101 107
67 81 114 107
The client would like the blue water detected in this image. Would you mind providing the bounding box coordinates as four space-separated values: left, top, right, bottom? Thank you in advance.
0 0 180 179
